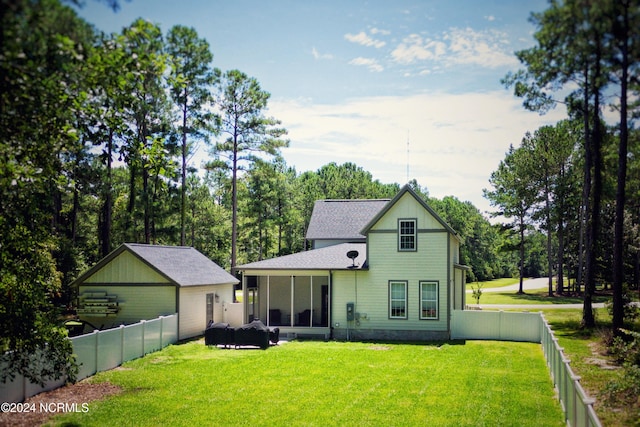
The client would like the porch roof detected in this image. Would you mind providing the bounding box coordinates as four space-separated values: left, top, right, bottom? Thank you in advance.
236 243 367 271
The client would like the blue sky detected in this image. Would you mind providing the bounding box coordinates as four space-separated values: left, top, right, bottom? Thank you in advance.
76 0 568 216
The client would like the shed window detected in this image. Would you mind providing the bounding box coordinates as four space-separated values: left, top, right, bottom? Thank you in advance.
398 219 416 251
420 281 438 319
389 281 407 319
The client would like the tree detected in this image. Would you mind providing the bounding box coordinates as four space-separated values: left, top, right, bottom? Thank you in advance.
211 69 288 270
0 0 97 385
119 18 172 244
504 0 611 327
484 145 538 293
609 0 640 330
166 25 217 246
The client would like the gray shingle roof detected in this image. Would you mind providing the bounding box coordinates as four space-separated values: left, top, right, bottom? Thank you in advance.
305 199 389 241
124 244 238 286
236 243 367 271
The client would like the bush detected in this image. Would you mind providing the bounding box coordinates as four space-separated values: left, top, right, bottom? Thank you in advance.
605 283 640 325
602 328 640 419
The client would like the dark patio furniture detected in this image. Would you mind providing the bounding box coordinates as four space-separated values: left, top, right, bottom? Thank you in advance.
204 319 279 349
204 322 234 347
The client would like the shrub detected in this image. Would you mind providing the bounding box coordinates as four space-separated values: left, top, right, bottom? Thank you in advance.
605 284 640 325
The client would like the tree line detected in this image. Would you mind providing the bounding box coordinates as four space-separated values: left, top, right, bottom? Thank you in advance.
490 0 639 330
1 0 521 384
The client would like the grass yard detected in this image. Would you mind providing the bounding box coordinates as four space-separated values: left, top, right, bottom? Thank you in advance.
48 340 564 427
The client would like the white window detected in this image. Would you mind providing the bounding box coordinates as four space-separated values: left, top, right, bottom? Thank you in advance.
420 281 438 319
398 219 416 251
389 281 408 319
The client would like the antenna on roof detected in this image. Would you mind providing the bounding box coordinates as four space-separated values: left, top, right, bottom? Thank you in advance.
406 130 410 183
346 250 359 269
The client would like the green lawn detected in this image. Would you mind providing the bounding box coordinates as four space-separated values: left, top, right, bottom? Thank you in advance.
49 340 564 426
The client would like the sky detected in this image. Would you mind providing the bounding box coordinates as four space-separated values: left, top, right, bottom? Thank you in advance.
76 0 569 217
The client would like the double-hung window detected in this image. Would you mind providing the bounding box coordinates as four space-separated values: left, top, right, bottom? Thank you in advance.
398 219 417 251
420 281 438 319
389 281 408 319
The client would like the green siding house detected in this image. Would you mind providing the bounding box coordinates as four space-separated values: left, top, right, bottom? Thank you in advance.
236 185 470 341
71 244 239 340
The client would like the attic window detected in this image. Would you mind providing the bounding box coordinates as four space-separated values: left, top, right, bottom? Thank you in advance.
398 219 417 251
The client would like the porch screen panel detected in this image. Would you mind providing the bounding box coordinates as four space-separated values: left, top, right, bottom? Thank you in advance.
313 276 329 327
268 276 291 326
293 276 312 327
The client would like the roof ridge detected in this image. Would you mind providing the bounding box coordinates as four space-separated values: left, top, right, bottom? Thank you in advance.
319 199 390 202
125 243 192 249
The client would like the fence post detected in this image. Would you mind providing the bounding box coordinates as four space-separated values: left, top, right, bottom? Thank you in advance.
94 329 100 375
120 324 125 366
583 397 595 427
159 315 164 348
141 319 146 355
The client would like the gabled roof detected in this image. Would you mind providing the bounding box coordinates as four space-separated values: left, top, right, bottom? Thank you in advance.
305 199 389 241
237 243 367 271
361 184 460 241
73 243 239 287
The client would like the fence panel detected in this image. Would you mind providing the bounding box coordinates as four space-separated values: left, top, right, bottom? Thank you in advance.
123 323 144 363
142 318 162 354
161 314 178 346
71 331 98 381
96 327 123 372
451 310 541 342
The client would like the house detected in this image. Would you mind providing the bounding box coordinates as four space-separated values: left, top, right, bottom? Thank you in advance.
71 243 239 340
236 184 470 341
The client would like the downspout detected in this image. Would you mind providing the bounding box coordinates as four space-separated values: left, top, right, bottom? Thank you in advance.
175 284 180 340
447 235 451 339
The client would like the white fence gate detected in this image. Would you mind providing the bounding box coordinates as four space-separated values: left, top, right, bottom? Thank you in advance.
0 314 178 404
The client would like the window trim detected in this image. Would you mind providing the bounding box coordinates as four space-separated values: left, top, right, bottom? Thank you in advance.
388 280 408 319
398 218 417 252
419 281 439 320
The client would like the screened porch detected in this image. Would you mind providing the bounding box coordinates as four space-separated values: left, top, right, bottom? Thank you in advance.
243 274 331 338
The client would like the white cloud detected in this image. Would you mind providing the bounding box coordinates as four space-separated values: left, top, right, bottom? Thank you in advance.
391 34 446 64
390 27 518 69
344 31 386 48
445 27 517 68
269 92 567 215
311 47 333 60
371 27 391 36
485 15 496 21
349 57 384 72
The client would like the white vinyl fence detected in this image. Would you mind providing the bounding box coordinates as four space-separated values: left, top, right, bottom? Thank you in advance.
451 310 602 427
540 314 603 427
0 314 177 404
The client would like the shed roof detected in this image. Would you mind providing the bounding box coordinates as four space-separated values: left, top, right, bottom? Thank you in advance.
74 243 238 287
305 199 389 241
236 243 367 271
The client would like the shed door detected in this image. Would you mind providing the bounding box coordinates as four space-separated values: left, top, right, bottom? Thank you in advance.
206 293 214 326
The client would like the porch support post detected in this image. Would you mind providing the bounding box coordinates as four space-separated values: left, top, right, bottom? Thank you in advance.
266 276 270 325
242 273 247 324
310 276 314 327
290 276 295 327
